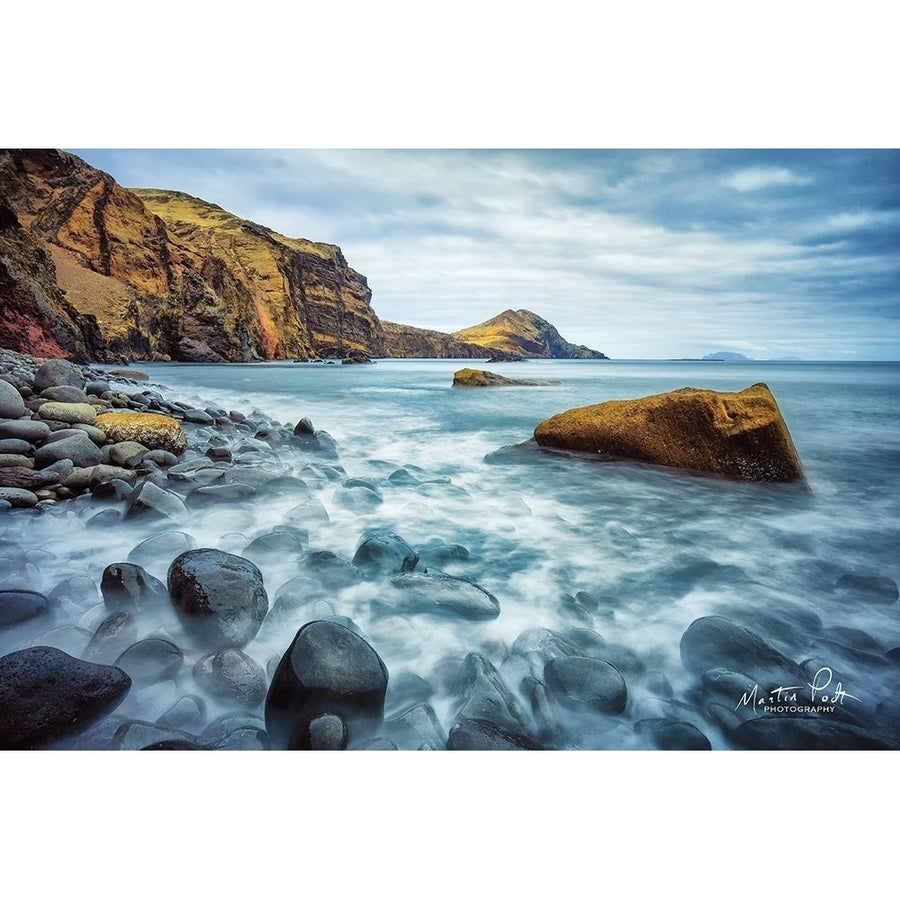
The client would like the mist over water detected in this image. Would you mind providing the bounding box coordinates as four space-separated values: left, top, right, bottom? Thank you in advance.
3 359 899 749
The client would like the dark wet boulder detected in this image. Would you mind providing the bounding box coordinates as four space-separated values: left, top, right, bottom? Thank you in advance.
383 702 447 750
451 652 529 735
114 639 185 684
101 562 168 612
447 718 544 750
0 589 51 628
544 656 628 715
835 573 899 604
0 646 131 749
731 715 897 750
388 572 500 620
680 615 806 691
167 549 268 651
90 478 134 504
352 529 419 577
634 717 711 750
265 620 389 749
193 648 267 705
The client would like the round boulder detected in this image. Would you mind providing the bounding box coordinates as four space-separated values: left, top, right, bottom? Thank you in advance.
265 620 389 749
37 402 97 425
167 549 268 651
352 529 419 576
0 380 26 419
0 646 130 749
193 648 267 705
544 655 628 715
33 359 85 392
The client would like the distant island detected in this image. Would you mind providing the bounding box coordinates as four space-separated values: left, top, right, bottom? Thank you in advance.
671 351 803 362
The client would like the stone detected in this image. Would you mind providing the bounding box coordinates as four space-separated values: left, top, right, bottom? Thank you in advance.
84 611 138 663
544 656 628 715
107 441 148 467
90 478 133 504
0 487 39 507
452 368 561 387
125 481 189 522
534 383 804 482
34 432 102 468
0 646 130 749
157 695 207 731
265 620 389 749
186 483 258 508
383 702 447 750
114 639 184 684
0 380 26 418
94 412 187 454
127 531 198 571
389 572 500 620
193 648 267 705
451 652 529 735
0 454 34 469
33 359 85 392
101 562 168 612
0 439 32 454
447 718 544 750
40 385 89 403
680 615 806 691
37 402 97 425
301 714 349 750
634 718 712 750
352 529 419 577
0 418 50 443
835 573 899 604
167 549 268 651
0 589 50 627
184 408 215 425
47 575 100 610
302 551 364 588
241 529 308 566
142 449 178 467
108 368 149 380
731 716 896 750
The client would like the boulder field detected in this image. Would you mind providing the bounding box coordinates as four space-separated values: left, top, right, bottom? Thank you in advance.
533 382 804 483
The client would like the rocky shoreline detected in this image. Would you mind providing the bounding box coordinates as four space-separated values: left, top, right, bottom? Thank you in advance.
1 348 899 751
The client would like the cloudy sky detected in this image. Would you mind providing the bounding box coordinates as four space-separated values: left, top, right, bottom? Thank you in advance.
69 149 900 360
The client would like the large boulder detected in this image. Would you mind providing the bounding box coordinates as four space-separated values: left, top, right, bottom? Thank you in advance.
0 646 131 749
0 380 26 419
33 359 85 392
534 383 804 482
352 529 419 577
265 620 389 749
37 401 97 425
94 412 188 454
167 549 268 651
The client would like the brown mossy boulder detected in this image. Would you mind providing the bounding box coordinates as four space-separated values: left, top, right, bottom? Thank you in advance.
533 383 804 482
453 368 560 387
95 412 188 455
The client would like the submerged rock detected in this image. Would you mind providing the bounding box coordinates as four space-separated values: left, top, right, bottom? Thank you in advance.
265 620 389 749
383 702 447 750
0 589 51 628
634 717 711 750
388 572 500 620
451 652 529 735
167 549 268 651
115 638 184 684
731 715 897 750
543 656 628 715
447 718 544 750
534 383 804 482
0 646 131 749
352 529 419 577
193 648 267 705
101 562 168 612
835 573 899 604
680 615 806 690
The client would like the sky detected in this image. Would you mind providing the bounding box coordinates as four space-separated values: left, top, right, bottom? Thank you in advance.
64 148 900 361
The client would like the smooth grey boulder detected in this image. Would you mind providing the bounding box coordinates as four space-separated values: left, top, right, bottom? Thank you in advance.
0 380 26 419
33 359 85 392
167 549 268 651
34 432 102 468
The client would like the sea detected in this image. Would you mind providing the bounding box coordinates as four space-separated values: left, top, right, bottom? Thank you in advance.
4 357 900 749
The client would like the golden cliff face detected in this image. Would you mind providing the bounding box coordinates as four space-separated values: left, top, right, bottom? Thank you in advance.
0 150 384 362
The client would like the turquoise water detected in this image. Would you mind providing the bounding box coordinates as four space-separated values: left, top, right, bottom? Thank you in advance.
3 358 899 748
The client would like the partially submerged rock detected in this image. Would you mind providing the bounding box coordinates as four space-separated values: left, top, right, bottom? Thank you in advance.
533 382 804 482
452 368 561 387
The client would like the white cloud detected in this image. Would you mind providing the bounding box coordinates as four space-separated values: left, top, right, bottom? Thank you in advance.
723 166 811 192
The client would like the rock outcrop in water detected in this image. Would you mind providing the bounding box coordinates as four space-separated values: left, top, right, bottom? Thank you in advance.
533 383 804 482
452 367 561 387
0 150 383 362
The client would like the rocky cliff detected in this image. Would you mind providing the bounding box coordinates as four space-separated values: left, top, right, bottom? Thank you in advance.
452 309 608 359
381 321 497 359
0 150 383 362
